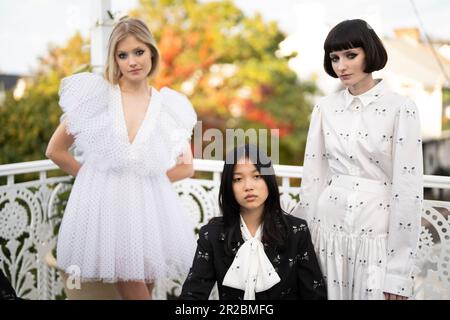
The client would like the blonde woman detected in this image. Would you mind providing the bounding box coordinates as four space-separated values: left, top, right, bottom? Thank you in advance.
46 17 197 299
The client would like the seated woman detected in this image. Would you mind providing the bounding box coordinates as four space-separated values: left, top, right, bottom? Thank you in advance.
180 144 326 300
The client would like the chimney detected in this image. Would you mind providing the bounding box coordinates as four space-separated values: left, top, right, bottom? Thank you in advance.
394 27 421 43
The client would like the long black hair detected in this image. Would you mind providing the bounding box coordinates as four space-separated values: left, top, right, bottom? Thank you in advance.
218 144 289 255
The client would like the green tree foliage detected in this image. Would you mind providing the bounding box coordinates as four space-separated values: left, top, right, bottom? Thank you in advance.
0 33 89 164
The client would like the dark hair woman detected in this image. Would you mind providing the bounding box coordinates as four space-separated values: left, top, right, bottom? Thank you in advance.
293 19 423 300
180 144 326 300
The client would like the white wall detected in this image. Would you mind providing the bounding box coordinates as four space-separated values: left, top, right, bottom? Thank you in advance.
383 70 443 140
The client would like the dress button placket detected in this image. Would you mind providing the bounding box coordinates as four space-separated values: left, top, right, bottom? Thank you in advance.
349 99 361 176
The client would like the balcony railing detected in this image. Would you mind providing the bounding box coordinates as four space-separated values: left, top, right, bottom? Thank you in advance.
1 159 449 299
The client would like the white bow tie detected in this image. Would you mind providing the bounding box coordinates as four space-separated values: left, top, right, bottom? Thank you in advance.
222 216 281 300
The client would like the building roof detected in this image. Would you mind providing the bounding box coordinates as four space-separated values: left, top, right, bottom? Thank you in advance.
0 74 21 91
383 37 450 88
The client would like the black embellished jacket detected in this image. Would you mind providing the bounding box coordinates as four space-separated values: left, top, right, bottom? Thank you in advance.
179 215 327 300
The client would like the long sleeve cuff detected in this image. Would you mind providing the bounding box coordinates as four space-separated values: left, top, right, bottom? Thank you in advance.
383 273 414 297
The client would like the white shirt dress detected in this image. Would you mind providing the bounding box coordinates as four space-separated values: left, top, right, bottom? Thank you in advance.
56 72 197 283
293 80 423 299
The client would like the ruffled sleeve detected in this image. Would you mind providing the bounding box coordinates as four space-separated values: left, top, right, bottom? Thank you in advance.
58 72 109 137
160 87 197 163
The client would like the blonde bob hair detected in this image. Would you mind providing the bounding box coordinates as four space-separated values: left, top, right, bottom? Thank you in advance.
104 17 160 84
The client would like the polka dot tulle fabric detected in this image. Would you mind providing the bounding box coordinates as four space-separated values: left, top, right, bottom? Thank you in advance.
56 72 197 282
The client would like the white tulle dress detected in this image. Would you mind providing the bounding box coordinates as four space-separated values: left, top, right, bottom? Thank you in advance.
56 72 197 283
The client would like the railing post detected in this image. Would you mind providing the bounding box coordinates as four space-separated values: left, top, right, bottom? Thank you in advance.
281 177 290 188
90 0 113 74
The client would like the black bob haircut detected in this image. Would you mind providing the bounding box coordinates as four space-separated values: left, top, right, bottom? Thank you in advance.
217 144 289 255
323 19 388 78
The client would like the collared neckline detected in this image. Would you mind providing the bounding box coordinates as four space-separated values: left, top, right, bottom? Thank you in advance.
343 79 385 109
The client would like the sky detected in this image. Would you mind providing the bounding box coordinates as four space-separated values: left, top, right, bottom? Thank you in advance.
0 0 450 75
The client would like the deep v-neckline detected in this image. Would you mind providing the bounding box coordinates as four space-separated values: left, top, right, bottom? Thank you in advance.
117 86 153 146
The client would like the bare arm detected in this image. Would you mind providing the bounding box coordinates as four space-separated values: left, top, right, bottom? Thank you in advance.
166 143 194 183
45 121 81 177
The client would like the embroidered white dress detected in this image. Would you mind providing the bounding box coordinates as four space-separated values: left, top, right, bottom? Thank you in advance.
56 72 197 283
222 216 280 300
293 80 423 299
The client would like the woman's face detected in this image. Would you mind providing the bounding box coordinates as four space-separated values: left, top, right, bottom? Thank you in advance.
115 34 152 83
329 47 369 87
232 157 269 216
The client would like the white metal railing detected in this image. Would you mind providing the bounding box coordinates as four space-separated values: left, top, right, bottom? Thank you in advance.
1 159 449 299
2 159 449 189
